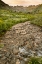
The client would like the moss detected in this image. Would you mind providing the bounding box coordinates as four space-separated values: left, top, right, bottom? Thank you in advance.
0 43 4 48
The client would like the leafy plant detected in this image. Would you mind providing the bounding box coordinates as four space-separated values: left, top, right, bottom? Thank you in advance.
28 57 42 64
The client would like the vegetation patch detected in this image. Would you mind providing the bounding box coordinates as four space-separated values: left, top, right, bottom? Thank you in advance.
0 4 42 34
28 57 42 64
31 14 42 27
0 9 35 34
0 43 4 48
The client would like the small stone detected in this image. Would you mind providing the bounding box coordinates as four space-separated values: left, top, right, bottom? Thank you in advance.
11 41 13 43
16 30 20 33
34 43 38 47
16 60 20 64
6 35 11 39
6 52 10 57
13 48 19 55
2 56 6 60
0 54 2 58
20 30 26 35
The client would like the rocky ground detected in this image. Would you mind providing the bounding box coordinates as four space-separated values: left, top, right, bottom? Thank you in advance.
0 21 42 64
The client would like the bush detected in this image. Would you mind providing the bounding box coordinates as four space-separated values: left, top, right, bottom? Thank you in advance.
31 15 42 27
28 57 42 64
0 20 7 33
0 9 42 34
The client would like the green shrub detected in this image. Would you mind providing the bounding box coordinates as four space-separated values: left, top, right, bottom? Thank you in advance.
31 15 42 27
0 9 42 34
27 14 35 21
28 57 42 64
0 20 6 33
28 57 40 64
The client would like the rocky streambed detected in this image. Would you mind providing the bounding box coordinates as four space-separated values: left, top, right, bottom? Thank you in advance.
0 21 42 64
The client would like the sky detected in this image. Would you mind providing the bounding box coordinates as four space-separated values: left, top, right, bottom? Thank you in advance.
2 0 42 6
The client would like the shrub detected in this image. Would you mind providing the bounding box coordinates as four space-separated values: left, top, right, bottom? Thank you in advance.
31 15 42 27
28 57 40 64
0 20 6 33
28 57 42 64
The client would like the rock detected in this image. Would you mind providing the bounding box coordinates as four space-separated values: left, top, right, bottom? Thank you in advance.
19 47 28 58
5 35 12 39
20 60 26 64
13 47 19 55
0 54 2 58
2 56 6 60
5 52 10 57
16 59 20 64
34 43 38 47
0 49 15 64
20 30 26 35
16 29 26 35
0 21 42 64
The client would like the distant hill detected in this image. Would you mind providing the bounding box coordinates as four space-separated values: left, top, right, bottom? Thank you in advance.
0 0 42 13
10 5 36 13
0 0 10 9
25 5 36 13
33 4 42 13
10 6 26 13
11 4 42 13
10 5 37 13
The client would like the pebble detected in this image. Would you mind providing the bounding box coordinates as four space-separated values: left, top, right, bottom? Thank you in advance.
0 21 42 64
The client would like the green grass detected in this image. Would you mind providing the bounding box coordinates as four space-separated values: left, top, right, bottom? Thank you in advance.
0 5 42 64
31 14 42 27
0 9 42 35
0 9 35 34
28 57 42 64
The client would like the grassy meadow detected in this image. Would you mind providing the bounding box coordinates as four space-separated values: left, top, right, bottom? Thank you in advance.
28 57 42 64
0 2 42 64
0 4 42 35
0 9 35 34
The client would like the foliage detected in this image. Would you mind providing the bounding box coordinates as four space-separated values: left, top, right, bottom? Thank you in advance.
28 57 42 64
0 9 35 34
31 14 42 27
0 4 42 34
0 43 4 48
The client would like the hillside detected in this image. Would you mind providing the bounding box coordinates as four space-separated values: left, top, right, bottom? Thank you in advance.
0 0 10 9
11 5 36 13
0 0 42 13
0 0 42 64
34 4 42 13
11 4 42 13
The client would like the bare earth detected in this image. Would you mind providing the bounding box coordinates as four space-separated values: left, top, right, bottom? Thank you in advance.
0 21 42 64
